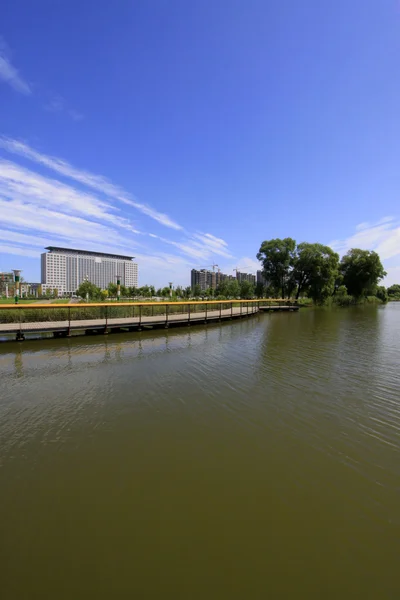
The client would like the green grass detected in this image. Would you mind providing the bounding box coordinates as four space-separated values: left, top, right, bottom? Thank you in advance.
50 298 71 304
0 301 250 324
0 297 37 304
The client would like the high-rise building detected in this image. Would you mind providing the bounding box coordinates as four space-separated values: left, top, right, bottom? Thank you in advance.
41 247 138 295
191 269 210 291
236 271 256 285
257 270 269 288
191 268 250 291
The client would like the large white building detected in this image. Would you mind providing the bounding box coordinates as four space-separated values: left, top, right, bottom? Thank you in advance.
41 247 138 295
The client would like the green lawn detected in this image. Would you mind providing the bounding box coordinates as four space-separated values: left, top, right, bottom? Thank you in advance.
0 298 37 304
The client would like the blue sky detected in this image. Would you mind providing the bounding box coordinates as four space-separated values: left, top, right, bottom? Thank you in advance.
1 0 400 286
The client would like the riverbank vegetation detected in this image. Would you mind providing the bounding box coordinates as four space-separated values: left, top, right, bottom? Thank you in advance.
257 239 389 306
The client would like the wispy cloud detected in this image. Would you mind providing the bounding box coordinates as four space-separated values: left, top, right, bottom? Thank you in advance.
330 216 400 261
149 231 233 262
0 159 138 232
68 109 84 121
0 137 235 286
0 38 31 95
0 137 182 230
44 95 84 121
330 216 400 286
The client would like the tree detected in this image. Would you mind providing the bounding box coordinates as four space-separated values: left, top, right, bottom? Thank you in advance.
255 282 264 298
387 284 400 299
193 284 201 297
257 238 296 298
239 280 255 299
108 283 118 296
161 286 171 297
340 249 386 298
175 286 183 298
226 279 240 298
76 280 101 301
291 242 339 303
128 286 138 297
376 286 388 303
184 286 192 298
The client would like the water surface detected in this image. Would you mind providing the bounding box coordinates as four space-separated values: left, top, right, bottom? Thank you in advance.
1 305 400 598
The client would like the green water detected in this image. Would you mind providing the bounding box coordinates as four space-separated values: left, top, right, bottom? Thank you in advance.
1 305 400 599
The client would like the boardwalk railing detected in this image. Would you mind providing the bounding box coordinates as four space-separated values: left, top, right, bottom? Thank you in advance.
0 299 298 341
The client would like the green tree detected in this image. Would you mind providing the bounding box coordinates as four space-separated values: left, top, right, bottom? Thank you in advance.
239 280 255 299
376 286 388 303
161 286 171 297
226 279 240 298
257 238 296 298
340 249 386 298
291 242 339 303
108 282 118 296
254 282 265 298
193 284 201 297
77 280 101 301
387 284 400 299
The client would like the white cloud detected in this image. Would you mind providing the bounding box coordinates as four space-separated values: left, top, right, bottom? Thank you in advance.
44 96 84 121
0 200 139 251
330 216 400 287
0 159 139 233
0 138 235 286
149 231 234 262
0 242 39 258
384 266 400 287
330 217 400 261
0 44 31 95
0 137 182 230
68 109 84 121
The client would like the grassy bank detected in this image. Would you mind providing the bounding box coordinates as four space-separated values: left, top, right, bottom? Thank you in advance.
0 298 37 304
0 302 245 324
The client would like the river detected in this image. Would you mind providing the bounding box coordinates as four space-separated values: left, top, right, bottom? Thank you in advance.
1 304 400 599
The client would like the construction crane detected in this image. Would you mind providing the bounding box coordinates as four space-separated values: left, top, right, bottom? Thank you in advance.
199 264 219 272
233 266 253 275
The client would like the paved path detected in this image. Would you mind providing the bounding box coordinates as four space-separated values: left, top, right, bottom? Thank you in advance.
0 306 258 335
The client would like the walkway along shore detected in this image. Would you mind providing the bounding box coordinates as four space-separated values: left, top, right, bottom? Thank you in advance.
0 299 299 342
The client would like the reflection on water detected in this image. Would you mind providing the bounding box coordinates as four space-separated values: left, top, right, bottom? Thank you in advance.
1 306 400 599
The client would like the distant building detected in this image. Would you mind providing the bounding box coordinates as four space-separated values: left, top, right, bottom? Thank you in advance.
191 268 256 291
236 271 256 285
191 269 210 291
257 270 265 285
0 272 14 296
20 282 41 298
41 247 138 295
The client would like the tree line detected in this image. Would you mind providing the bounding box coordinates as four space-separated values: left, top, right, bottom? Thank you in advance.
257 238 388 304
73 238 396 304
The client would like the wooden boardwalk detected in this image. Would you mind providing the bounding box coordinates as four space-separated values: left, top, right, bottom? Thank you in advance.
259 305 299 312
0 305 259 339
